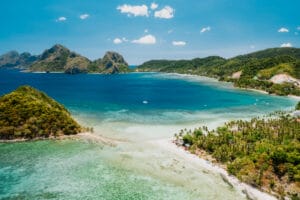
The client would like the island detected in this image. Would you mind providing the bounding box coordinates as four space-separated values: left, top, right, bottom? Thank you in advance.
137 47 300 96
0 51 39 69
0 44 129 74
0 85 82 140
175 105 300 199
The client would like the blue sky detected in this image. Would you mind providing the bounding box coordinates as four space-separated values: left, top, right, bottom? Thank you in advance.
0 0 299 64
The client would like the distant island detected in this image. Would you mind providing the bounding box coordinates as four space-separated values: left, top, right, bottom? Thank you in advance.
0 44 129 74
175 104 300 199
0 86 82 140
2 46 300 96
138 47 300 96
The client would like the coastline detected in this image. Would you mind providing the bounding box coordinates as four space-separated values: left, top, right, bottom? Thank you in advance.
155 71 300 101
156 139 278 200
15 69 300 101
147 72 296 199
0 70 296 199
0 132 116 146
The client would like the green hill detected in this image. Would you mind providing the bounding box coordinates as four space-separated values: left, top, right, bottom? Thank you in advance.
88 51 129 74
138 47 300 96
28 44 129 74
29 44 91 74
0 44 130 74
0 86 81 140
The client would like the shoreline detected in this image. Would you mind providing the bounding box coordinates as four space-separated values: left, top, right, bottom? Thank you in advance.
0 132 117 146
144 71 300 101
14 69 300 100
1 69 296 199
156 139 278 200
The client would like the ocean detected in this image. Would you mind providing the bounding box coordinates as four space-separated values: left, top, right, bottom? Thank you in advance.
0 69 296 199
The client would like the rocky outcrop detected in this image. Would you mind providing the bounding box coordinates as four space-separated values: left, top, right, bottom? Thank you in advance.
29 44 90 74
90 51 129 74
270 73 300 87
23 44 129 74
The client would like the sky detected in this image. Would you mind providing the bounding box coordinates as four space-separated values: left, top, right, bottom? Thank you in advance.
0 0 299 64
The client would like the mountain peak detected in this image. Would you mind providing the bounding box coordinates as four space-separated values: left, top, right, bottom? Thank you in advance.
0 45 129 74
0 51 38 68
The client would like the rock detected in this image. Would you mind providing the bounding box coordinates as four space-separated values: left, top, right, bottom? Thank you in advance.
25 44 129 74
91 51 129 74
270 74 300 87
29 44 90 73
232 71 242 79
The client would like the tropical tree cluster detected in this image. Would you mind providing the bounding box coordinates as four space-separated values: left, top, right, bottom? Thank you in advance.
176 112 300 199
0 86 81 140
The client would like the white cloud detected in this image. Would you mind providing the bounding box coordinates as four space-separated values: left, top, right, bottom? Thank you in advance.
80 14 89 20
154 6 174 19
57 16 67 22
117 4 149 17
144 29 149 33
200 26 211 33
278 27 289 33
172 41 186 46
167 29 173 34
122 37 128 42
132 34 156 44
113 38 123 44
113 37 129 44
151 3 158 10
250 45 255 49
280 42 292 47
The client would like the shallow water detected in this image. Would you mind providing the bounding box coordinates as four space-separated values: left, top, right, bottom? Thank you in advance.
0 69 296 199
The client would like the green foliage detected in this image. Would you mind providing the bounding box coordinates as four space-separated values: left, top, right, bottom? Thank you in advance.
182 134 194 145
258 63 294 79
177 113 300 197
296 102 300 110
0 86 81 140
138 47 300 96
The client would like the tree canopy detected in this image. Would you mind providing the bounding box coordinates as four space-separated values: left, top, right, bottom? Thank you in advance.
0 86 81 140
176 112 300 199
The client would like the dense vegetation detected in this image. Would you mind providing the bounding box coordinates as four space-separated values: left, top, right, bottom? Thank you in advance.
0 44 130 74
0 86 81 140
176 112 300 199
138 48 300 96
297 102 300 110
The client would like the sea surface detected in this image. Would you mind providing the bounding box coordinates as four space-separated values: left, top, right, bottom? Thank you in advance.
0 69 297 199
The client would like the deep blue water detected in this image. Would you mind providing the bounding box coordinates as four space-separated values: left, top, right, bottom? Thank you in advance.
0 69 296 124
0 68 297 200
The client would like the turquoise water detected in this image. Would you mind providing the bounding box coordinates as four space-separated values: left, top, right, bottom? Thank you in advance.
0 69 296 199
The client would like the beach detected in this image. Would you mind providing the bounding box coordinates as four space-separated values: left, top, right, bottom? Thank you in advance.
1 70 297 199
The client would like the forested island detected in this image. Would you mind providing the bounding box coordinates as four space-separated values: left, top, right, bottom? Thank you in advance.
0 44 129 74
0 86 82 140
138 48 300 96
175 105 300 199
